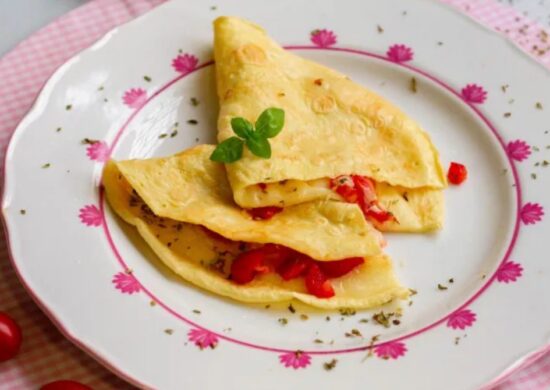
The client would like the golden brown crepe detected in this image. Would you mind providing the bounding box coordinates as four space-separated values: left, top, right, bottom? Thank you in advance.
112 145 383 261
103 145 409 309
214 16 446 232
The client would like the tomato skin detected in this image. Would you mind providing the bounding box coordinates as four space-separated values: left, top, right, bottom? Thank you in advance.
0 312 22 362
447 162 468 185
330 175 358 203
230 249 269 284
304 264 335 298
351 175 377 205
247 206 283 220
40 380 92 390
318 257 364 278
261 244 295 270
278 255 313 281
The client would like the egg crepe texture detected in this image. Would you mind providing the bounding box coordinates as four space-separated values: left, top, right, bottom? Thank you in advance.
103 145 409 309
214 16 446 232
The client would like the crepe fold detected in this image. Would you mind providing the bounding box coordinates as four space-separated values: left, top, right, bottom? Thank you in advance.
214 16 446 232
103 145 409 309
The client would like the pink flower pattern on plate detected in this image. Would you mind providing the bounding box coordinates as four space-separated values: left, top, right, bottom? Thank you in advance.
172 54 199 74
188 328 219 350
447 309 477 330
374 341 407 360
310 29 337 48
79 205 102 227
386 44 414 62
86 141 110 162
461 84 487 104
279 350 312 369
521 202 544 225
122 88 147 109
497 261 523 283
112 272 141 294
506 140 531 162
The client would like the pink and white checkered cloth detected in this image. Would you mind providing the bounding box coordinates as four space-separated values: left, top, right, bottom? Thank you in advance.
0 0 549 388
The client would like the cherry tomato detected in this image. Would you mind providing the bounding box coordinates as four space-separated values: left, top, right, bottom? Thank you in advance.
0 312 22 362
447 162 468 185
40 380 92 390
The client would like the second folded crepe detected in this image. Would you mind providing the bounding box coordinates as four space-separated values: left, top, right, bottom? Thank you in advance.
103 145 408 309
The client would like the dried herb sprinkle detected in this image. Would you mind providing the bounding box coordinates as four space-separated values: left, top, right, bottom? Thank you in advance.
323 359 337 371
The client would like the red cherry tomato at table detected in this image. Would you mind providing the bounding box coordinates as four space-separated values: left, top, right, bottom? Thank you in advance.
40 380 92 390
0 312 22 362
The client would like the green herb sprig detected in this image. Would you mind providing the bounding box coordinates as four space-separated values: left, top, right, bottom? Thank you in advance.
210 107 284 163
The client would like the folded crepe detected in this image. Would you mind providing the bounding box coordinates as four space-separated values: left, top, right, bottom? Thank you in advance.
103 145 408 309
214 16 446 232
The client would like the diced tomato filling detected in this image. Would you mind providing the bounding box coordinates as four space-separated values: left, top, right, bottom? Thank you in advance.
305 264 335 298
318 257 364 278
229 244 364 298
330 175 396 224
247 206 283 220
278 255 313 281
230 249 270 284
447 162 467 185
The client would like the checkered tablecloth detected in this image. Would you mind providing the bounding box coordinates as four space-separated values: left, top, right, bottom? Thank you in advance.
0 0 549 388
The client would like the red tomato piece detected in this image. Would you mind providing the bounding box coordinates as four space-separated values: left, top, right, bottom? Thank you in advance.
230 249 269 284
366 203 396 223
0 312 22 362
260 244 295 270
351 175 377 205
40 381 92 390
304 264 335 298
330 175 358 203
258 183 267 191
247 206 283 220
318 257 364 278
278 255 313 281
447 162 467 185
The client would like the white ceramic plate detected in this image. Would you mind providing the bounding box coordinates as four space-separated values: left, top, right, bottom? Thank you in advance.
3 0 550 388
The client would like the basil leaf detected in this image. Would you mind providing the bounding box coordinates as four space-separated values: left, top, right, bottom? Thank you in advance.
209 137 244 163
246 134 271 158
231 117 254 139
255 107 285 138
